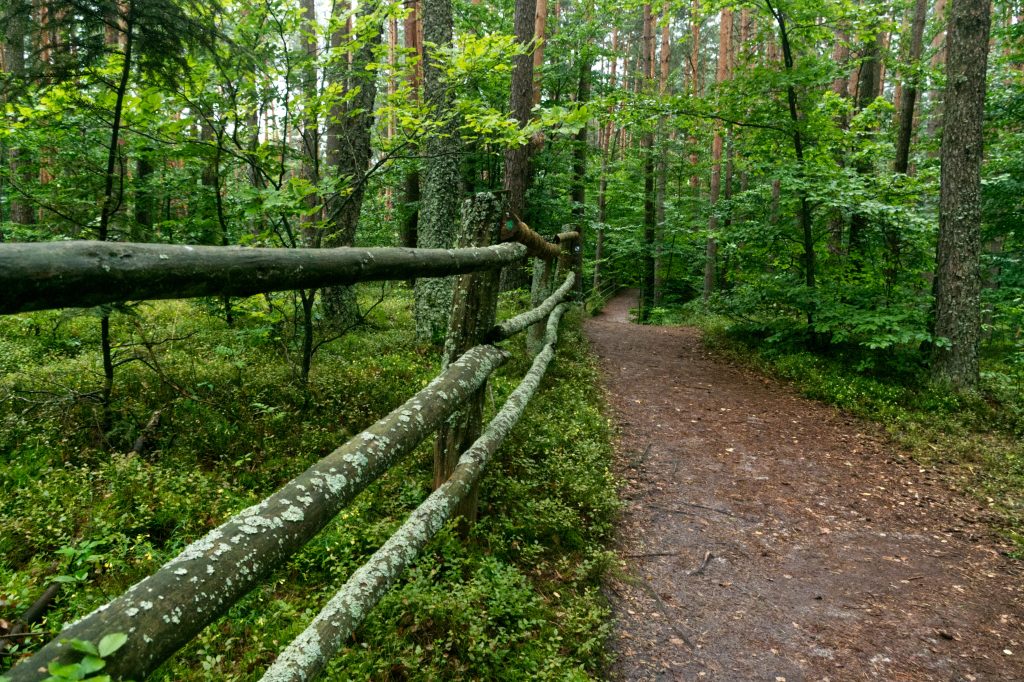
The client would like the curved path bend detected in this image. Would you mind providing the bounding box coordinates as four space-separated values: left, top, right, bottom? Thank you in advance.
587 290 1024 681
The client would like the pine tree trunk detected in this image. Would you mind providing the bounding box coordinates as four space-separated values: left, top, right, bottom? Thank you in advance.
895 0 929 174
932 0 991 389
323 4 382 328
703 8 732 301
639 4 656 321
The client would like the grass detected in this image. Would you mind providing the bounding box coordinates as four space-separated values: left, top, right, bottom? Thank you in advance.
647 301 1024 559
0 286 618 679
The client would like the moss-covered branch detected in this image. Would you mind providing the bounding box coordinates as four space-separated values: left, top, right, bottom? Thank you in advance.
0 241 527 314
487 272 575 342
4 345 510 682
260 304 570 682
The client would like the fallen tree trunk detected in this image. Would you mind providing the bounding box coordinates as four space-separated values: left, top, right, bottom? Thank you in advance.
260 303 570 682
0 241 527 314
4 345 510 682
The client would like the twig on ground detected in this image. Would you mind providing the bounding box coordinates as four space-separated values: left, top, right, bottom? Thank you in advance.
688 550 713 576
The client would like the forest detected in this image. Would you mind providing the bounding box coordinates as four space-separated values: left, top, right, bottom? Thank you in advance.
1 0 1022 678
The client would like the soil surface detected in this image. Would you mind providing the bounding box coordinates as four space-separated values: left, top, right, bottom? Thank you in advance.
586 290 1024 682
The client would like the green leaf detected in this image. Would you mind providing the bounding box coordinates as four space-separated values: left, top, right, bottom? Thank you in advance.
78 656 106 675
98 632 128 658
46 661 84 680
69 639 100 657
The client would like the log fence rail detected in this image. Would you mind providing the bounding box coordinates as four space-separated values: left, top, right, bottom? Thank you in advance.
1 193 580 682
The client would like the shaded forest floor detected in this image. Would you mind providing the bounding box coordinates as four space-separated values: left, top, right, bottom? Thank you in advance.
586 290 1024 681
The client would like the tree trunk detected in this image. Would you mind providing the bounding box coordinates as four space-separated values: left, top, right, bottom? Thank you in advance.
499 0 538 292
766 0 815 325
926 0 949 138
639 4 656 321
654 3 670 305
533 0 548 105
3 4 34 228
931 0 991 389
415 0 464 342
703 8 732 301
895 0 929 174
323 3 382 328
401 0 422 261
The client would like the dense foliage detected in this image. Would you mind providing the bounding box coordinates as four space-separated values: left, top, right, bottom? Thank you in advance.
2 0 1023 675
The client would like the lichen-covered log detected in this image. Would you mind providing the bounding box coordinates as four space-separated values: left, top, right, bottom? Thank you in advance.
488 272 574 343
260 304 570 682
3 346 510 682
0 241 526 315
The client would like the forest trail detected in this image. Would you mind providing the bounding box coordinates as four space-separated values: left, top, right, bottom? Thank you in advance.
586 290 1024 681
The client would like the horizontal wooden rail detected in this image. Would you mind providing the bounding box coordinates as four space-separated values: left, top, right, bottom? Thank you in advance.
487 272 575 342
501 215 561 261
0 241 527 314
260 304 571 682
5 345 510 682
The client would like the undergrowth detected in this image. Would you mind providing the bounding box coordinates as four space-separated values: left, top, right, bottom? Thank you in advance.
0 287 617 679
650 301 1024 558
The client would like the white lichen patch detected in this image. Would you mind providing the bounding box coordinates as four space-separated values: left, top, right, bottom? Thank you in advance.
281 505 305 523
174 568 188 576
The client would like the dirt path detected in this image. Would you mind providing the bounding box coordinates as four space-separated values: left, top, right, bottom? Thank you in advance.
586 290 1024 681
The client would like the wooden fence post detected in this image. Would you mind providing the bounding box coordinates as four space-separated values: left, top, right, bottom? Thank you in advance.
434 192 505 527
526 257 554 354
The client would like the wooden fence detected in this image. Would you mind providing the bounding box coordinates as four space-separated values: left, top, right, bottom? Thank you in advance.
1 193 580 681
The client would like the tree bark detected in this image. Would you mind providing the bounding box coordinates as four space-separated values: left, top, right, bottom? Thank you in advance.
932 0 991 389
895 0 929 174
640 3 656 321
0 242 527 314
703 8 732 301
323 3 382 327
416 0 464 342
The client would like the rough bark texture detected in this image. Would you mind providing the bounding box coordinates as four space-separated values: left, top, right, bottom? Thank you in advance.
932 0 991 389
415 0 464 342
259 304 569 682
894 0 928 174
0 241 527 314
499 0 539 292
433 194 504 525
322 3 382 325
926 0 949 139
4 346 510 681
532 0 548 105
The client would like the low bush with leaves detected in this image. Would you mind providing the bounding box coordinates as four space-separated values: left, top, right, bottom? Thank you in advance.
0 290 617 679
